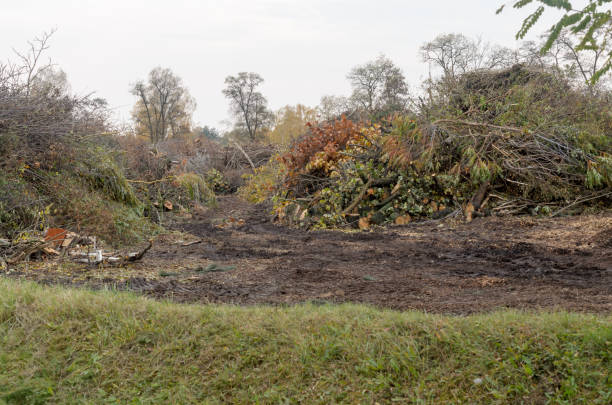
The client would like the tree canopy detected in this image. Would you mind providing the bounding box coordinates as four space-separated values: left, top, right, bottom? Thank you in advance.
131 67 195 144
347 55 409 117
222 72 273 141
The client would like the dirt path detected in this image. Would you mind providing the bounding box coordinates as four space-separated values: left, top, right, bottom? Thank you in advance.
6 196 612 314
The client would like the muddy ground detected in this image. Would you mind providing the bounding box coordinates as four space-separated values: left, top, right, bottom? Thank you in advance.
4 196 612 314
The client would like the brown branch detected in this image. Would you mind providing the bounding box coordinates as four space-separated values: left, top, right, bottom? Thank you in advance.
342 177 373 215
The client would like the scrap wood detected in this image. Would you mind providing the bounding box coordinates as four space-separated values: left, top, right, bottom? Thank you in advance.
7 238 47 264
75 240 153 267
42 247 60 255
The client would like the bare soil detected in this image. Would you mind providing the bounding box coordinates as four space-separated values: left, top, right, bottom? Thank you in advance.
5 196 612 314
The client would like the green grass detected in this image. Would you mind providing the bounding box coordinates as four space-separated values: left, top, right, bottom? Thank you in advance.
0 279 610 404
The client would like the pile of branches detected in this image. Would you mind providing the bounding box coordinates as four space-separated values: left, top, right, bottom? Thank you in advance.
0 78 119 238
271 68 612 229
219 142 277 171
0 32 155 244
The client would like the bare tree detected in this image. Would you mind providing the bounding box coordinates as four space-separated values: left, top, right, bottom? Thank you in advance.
11 30 56 97
0 30 56 96
347 54 409 117
222 72 272 141
131 67 195 144
421 33 514 81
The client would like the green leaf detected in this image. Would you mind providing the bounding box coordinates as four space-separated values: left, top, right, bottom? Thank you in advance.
517 6 545 39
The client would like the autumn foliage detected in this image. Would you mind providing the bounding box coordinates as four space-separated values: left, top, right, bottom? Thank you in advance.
281 116 362 186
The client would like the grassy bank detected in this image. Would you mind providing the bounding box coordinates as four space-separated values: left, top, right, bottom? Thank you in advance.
0 279 610 404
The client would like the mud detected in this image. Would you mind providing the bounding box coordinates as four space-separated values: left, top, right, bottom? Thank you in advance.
4 196 611 314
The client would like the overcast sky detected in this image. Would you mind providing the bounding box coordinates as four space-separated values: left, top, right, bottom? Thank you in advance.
2 0 564 130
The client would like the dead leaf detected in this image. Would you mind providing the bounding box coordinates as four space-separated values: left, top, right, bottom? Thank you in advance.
163 201 173 211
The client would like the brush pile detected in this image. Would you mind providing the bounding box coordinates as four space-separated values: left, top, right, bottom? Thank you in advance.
271 66 612 229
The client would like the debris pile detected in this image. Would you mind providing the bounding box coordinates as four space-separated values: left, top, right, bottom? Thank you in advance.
269 67 612 229
0 228 152 270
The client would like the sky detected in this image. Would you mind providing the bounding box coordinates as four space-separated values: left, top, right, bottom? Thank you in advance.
1 0 565 130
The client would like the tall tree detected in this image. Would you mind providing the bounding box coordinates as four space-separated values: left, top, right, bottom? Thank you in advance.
347 55 409 116
498 0 612 83
222 72 273 141
130 67 195 144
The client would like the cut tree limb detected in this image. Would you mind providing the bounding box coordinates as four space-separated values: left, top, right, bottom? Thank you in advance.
230 140 256 170
342 177 373 215
125 240 153 262
465 180 490 222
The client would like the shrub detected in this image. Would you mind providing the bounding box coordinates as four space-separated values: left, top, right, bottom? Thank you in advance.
239 156 285 204
174 173 217 207
204 168 231 194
